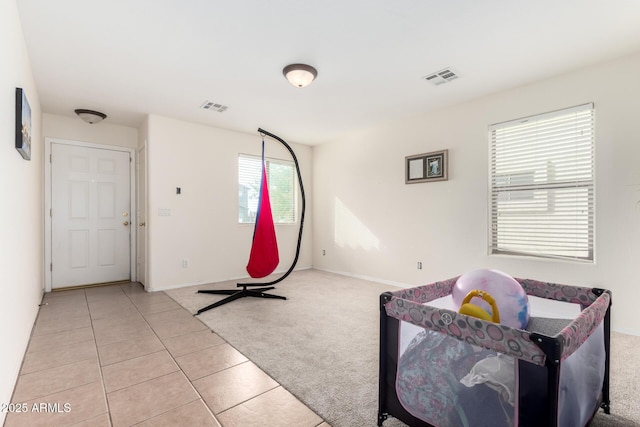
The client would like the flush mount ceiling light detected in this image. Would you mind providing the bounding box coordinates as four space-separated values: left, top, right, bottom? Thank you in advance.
74 109 107 124
282 63 318 88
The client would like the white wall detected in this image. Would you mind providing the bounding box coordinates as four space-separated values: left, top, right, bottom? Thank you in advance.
0 0 43 423
313 52 640 335
43 113 138 149
146 115 312 291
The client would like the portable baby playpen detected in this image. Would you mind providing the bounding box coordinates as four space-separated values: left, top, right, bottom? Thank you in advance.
378 277 611 427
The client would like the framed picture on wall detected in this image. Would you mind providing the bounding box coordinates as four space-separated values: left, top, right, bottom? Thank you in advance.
405 149 448 183
15 87 32 161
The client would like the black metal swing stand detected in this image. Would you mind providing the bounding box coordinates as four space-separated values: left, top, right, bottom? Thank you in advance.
195 284 287 314
195 128 306 316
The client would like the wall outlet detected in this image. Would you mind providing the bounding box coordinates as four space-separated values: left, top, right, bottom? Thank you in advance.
322 249 326 256
182 259 188 268
417 261 422 270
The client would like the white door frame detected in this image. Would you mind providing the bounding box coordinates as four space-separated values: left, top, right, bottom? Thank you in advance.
136 142 147 286
44 138 137 292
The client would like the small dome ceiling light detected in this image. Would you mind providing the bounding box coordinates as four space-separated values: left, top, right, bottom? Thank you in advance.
282 64 318 88
74 109 107 124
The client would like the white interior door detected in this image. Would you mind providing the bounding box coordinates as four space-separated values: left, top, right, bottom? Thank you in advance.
51 143 132 288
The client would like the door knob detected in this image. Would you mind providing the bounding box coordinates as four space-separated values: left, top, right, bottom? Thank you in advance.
139 222 146 227
123 221 129 226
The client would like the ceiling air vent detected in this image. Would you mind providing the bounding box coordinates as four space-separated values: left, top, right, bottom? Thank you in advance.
200 100 228 112
423 68 459 86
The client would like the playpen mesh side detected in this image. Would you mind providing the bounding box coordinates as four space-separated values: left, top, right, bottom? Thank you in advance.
397 327 517 427
517 278 597 309
390 277 458 304
557 291 609 360
558 323 606 427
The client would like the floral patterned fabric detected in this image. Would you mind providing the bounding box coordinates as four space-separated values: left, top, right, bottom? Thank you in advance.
396 329 513 426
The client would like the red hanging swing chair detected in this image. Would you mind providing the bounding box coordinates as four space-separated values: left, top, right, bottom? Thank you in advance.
246 156 279 278
196 128 306 314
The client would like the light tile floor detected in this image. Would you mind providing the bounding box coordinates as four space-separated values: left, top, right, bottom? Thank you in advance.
5 282 329 427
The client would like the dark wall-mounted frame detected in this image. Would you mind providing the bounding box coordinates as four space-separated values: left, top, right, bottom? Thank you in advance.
15 88 32 161
405 149 448 183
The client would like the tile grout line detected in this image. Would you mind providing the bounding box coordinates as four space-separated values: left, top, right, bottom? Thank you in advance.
12 283 329 427
12 339 97 376
118 284 220 426
157 290 327 423
6 289 109 427
162 289 331 426
5 292 59 419
86 288 115 427
214 383 282 416
158 291 289 421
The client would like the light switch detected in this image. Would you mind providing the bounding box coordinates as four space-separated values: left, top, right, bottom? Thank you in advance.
158 208 171 216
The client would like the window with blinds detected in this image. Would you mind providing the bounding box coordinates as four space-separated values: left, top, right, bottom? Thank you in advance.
238 154 296 224
489 103 595 261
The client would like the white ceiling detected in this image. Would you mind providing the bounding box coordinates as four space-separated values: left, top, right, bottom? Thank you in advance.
16 1 640 145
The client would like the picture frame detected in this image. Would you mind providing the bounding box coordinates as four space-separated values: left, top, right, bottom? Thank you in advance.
405 149 448 183
15 87 32 161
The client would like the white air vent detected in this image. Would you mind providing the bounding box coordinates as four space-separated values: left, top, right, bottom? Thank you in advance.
200 100 228 112
423 68 459 86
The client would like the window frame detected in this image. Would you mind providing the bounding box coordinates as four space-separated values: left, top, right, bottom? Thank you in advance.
488 103 595 262
238 153 298 225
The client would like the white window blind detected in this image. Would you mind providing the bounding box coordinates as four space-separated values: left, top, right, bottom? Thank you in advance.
238 154 296 224
489 103 595 261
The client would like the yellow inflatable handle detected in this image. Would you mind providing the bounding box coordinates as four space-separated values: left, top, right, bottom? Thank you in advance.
458 289 500 323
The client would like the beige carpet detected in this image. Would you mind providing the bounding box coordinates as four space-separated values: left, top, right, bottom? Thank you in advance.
166 269 640 427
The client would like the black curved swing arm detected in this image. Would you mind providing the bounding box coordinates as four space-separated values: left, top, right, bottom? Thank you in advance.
239 128 306 287
195 128 305 315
